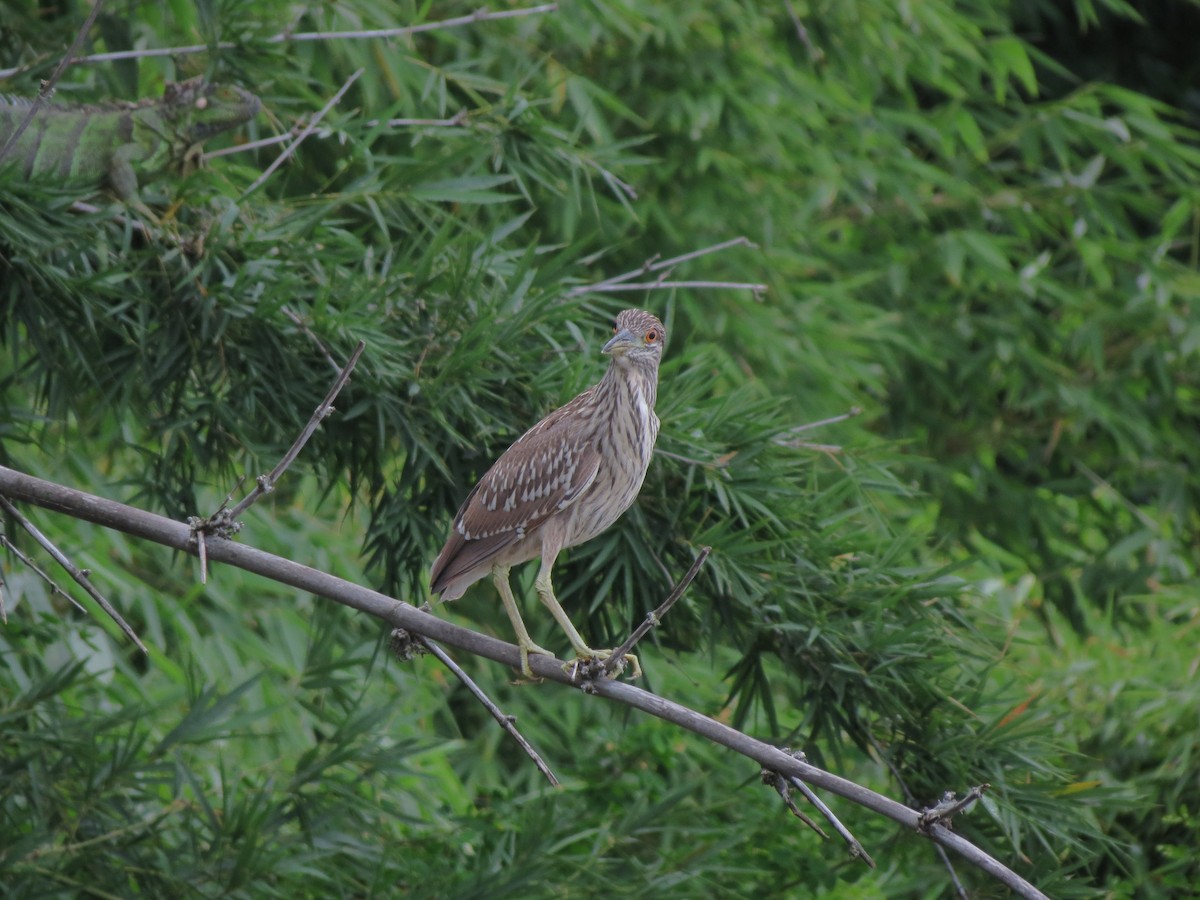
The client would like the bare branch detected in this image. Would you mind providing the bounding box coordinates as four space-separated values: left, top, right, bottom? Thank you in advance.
783 0 825 63
654 447 738 469
0 533 87 615
0 493 146 653
196 530 209 585
372 111 469 128
203 130 298 161
1076 462 1160 532
241 69 363 199
280 306 342 373
205 110 468 167
0 5 559 79
577 280 767 295
774 408 863 447
392 626 560 786
763 747 877 866
26 798 189 860
785 774 875 867
264 5 559 43
604 546 710 676
66 201 152 237
0 1 105 163
0 464 1049 900
226 340 365 521
187 340 361 581
775 407 864 453
564 237 757 297
762 768 828 837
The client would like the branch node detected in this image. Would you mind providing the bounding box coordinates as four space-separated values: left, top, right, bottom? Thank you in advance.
388 627 432 661
761 767 828 837
917 785 990 832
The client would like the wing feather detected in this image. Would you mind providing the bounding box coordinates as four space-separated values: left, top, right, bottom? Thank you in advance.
430 390 601 594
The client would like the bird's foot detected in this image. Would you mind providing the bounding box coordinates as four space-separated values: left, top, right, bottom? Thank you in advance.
562 648 642 681
517 640 556 679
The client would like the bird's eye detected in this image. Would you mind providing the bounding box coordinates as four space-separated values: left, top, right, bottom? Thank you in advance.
645 329 659 344
613 323 619 334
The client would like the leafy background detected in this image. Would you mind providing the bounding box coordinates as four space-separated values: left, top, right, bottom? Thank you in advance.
2 0 1198 896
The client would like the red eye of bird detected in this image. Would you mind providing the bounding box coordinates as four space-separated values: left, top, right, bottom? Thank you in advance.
645 329 658 343
613 323 619 333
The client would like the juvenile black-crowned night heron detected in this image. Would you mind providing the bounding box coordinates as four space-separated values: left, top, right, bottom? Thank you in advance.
430 308 666 679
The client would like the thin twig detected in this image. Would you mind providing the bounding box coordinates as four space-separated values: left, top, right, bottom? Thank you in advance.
573 153 638 200
780 407 863 436
0 5 559 79
225 340 365 520
68 200 151 236
764 747 876 866
577 280 767 294
206 110 468 166
186 341 362 570
0 494 146 653
1076 461 1160 532
196 531 209 585
0 533 88 614
398 627 560 786
783 0 825 62
203 130 299 161
280 306 341 372
775 407 863 450
786 774 876 867
372 111 469 128
27 798 189 860
564 237 756 297
603 546 711 676
653 447 737 468
241 69 363 198
265 4 559 43
763 769 828 836
0 1 105 163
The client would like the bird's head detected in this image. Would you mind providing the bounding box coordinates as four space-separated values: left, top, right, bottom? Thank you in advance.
602 308 666 367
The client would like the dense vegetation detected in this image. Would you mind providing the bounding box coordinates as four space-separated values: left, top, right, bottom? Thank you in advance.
2 1 1197 896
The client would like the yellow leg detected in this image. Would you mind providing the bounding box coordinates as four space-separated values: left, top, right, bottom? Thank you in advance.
534 558 641 680
492 565 554 677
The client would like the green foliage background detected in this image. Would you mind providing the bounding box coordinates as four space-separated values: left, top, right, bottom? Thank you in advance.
2 0 1198 896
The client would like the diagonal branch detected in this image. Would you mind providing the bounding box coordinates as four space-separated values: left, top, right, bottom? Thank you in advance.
604 545 710 676
0 464 1048 900
0 532 87 616
0 493 146 653
226 340 365 521
391 627 560 786
187 341 362 582
241 70 363 199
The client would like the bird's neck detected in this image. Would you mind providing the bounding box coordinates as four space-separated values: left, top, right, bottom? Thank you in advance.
599 357 658 411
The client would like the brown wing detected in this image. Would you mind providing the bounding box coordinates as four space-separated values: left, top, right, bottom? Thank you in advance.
430 393 601 594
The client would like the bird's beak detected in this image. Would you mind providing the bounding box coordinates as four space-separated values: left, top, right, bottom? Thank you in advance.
603 328 637 356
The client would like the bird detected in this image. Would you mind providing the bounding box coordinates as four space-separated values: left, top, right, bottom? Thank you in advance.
430 308 666 679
